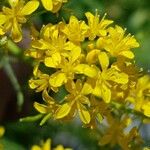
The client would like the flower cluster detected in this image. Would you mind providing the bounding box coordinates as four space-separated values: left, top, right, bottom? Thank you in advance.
25 10 150 149
31 138 72 150
0 0 68 42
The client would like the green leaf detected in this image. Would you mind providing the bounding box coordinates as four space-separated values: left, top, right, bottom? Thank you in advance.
40 113 52 126
1 138 25 150
19 114 43 122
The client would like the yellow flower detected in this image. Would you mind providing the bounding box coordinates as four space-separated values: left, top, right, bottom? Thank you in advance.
142 100 150 117
48 54 97 88
121 127 143 150
33 90 58 125
31 23 68 66
97 25 139 59
85 11 113 40
29 71 50 92
0 126 5 150
55 80 92 124
100 116 126 147
90 52 128 103
99 116 142 150
127 75 150 117
47 44 81 87
0 0 39 42
40 0 68 13
0 126 5 138
31 138 72 150
62 16 89 43
34 90 57 114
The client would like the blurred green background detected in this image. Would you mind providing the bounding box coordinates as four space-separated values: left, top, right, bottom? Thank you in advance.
0 0 150 149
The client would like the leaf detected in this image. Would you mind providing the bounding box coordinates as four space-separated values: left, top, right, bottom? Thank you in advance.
40 113 52 126
2 138 26 150
19 114 43 122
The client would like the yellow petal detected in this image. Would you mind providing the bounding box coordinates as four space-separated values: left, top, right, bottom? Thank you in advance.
0 126 5 137
31 145 41 150
0 14 6 25
41 0 53 11
32 39 49 50
77 103 91 124
70 45 81 63
65 80 76 93
92 85 102 97
25 49 43 59
49 73 67 87
11 19 22 42
0 27 5 35
20 1 39 15
42 90 55 104
64 42 81 62
80 96 90 106
54 145 65 150
29 79 38 89
55 103 71 119
51 2 62 13
75 79 82 92
8 0 19 7
119 50 134 59
126 36 140 48
98 29 107 37
43 139 51 150
34 102 47 114
86 49 100 64
81 83 93 95
74 64 97 78
101 84 111 103
98 52 109 70
85 12 95 26
44 52 61 68
100 19 113 28
142 101 150 117
110 71 128 84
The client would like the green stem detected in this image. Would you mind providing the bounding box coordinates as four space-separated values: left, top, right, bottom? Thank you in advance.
2 56 24 111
